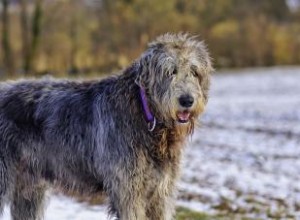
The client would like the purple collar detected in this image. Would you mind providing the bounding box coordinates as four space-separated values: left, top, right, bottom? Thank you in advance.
139 86 156 131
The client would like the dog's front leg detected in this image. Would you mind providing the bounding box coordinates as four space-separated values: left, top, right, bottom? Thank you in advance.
107 175 147 220
145 192 175 220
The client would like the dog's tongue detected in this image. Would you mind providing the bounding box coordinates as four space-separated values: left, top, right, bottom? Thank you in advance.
177 112 190 122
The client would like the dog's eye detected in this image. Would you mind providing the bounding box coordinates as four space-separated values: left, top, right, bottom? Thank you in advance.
191 65 198 77
191 70 198 77
168 69 177 77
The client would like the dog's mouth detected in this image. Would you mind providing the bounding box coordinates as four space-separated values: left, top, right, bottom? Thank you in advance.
176 111 191 124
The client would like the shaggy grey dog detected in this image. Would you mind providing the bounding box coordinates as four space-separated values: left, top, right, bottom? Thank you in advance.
0 33 212 220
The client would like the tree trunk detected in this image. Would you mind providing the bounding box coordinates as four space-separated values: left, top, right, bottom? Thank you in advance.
69 11 79 76
1 0 14 77
24 0 43 75
20 0 30 75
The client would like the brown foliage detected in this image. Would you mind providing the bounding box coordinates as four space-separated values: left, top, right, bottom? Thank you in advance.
0 0 300 77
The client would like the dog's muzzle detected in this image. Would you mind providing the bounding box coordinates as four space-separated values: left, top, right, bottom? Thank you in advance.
176 95 194 124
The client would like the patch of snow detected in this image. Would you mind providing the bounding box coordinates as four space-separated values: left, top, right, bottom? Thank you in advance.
3 194 110 220
180 67 300 218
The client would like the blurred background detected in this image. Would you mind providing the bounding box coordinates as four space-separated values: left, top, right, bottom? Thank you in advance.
0 0 300 77
2 1 300 220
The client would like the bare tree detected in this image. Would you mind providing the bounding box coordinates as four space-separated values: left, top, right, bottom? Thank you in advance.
1 0 14 77
69 0 79 76
21 0 43 75
20 0 30 75
30 0 42 74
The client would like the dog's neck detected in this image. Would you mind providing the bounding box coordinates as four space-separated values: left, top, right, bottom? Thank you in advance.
116 70 192 163
121 63 194 135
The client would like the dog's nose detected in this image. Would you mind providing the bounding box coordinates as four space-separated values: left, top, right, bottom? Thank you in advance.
178 95 194 108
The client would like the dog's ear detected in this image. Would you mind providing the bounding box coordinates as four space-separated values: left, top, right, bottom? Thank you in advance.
192 40 214 104
134 52 152 87
201 56 214 104
201 70 211 104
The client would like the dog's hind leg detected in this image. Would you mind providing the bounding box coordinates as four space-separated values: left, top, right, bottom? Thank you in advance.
10 177 46 220
0 158 8 215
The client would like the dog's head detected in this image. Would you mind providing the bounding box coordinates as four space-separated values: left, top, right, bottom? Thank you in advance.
135 33 213 129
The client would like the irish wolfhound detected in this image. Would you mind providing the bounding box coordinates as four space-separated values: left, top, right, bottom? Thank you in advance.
0 33 212 220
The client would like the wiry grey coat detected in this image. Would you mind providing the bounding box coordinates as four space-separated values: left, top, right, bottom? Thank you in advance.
0 33 212 220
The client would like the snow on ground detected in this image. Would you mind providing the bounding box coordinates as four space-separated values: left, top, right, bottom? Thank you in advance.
2 193 110 220
178 67 300 219
2 67 300 219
